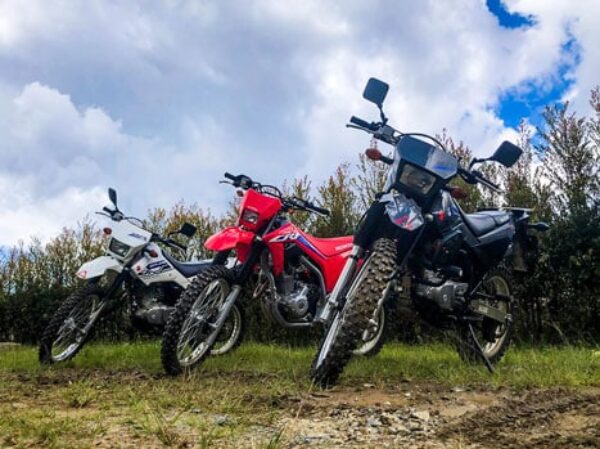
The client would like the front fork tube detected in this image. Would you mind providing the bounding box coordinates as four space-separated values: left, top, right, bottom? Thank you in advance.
316 245 364 324
97 270 130 314
205 285 242 347
362 279 395 340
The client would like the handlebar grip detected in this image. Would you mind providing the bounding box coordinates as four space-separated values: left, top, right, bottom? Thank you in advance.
350 116 372 129
103 206 113 214
308 203 330 216
314 206 330 216
224 172 236 181
472 170 501 191
166 238 187 251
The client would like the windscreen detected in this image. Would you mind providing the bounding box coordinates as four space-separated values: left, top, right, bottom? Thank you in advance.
395 136 458 179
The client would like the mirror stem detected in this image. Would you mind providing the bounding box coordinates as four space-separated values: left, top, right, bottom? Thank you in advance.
379 106 387 125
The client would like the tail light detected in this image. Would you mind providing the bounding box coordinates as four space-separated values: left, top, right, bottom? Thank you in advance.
103 227 112 235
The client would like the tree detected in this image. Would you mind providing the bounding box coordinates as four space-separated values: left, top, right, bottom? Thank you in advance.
536 101 600 213
352 152 388 210
312 164 360 237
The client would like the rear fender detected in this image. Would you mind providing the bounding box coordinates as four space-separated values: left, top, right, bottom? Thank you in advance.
205 227 255 260
76 256 123 280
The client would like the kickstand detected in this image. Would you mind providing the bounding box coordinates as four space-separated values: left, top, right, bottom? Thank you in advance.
468 323 495 374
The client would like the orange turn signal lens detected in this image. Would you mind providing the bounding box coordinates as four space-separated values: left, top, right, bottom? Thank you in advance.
449 186 468 200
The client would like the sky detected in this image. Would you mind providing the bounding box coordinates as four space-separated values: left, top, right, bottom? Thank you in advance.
0 0 598 246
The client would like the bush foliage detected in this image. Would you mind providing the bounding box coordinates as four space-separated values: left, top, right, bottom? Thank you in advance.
1 90 599 345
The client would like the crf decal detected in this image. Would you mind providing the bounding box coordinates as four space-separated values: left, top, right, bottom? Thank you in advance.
268 232 300 243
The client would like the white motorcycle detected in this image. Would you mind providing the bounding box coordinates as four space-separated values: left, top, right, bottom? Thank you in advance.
39 188 243 364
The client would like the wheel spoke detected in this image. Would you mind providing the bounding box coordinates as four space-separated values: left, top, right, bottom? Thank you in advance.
176 279 230 366
51 293 104 362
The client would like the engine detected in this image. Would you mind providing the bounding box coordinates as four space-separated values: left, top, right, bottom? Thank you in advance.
131 285 175 327
276 273 320 320
413 270 468 311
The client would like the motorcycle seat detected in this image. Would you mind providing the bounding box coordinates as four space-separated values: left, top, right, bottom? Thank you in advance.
300 234 354 257
162 251 212 278
463 210 510 237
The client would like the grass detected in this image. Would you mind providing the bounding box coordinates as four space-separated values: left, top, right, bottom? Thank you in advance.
0 341 599 448
2 341 599 387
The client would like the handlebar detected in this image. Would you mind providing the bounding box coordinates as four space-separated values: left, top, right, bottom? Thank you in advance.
151 234 188 252
303 200 330 217
350 116 377 131
285 197 330 216
222 173 331 217
458 167 502 193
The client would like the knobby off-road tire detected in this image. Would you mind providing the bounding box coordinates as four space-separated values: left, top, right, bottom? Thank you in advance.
39 283 106 364
353 300 394 357
311 238 397 387
456 267 514 365
161 266 236 376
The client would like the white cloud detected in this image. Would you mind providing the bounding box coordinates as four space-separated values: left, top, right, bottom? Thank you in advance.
0 82 228 245
504 0 600 114
0 175 105 245
0 0 598 246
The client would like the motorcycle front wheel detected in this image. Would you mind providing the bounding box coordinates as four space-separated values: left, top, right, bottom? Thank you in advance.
39 283 106 364
310 238 397 387
210 302 244 356
353 303 390 357
161 266 237 376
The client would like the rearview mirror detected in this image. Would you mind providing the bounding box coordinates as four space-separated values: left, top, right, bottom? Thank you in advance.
363 78 389 107
108 188 117 207
490 141 522 168
179 222 197 238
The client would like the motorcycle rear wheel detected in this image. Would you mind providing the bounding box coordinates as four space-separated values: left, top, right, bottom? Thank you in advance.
456 268 514 365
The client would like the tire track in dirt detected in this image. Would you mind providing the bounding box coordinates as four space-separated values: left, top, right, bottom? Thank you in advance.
438 388 600 448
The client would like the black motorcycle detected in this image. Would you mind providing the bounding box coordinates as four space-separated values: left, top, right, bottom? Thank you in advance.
311 78 548 386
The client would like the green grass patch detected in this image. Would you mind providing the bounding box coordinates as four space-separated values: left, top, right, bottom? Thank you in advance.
1 341 599 388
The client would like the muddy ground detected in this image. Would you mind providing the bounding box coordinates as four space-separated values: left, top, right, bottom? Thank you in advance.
2 370 599 448
278 384 600 448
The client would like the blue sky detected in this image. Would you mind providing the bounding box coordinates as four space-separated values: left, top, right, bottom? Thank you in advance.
486 0 578 129
0 0 597 246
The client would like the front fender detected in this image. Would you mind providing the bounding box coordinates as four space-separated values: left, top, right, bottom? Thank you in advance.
76 256 123 280
205 226 255 252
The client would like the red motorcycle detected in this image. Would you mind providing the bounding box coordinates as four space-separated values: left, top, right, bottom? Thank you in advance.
161 173 388 374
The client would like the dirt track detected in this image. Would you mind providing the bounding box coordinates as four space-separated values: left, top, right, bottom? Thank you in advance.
1 365 599 448
275 384 600 448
